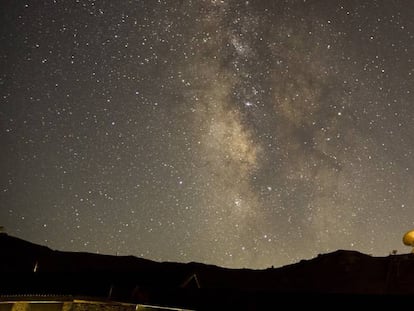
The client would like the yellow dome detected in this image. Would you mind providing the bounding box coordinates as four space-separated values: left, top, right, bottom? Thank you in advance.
402 230 414 246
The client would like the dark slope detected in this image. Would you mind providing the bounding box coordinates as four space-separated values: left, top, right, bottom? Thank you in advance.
1 233 414 309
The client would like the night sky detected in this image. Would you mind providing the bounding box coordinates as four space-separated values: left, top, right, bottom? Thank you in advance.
1 0 413 269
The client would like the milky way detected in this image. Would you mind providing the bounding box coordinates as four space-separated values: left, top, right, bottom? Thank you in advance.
1 1 413 268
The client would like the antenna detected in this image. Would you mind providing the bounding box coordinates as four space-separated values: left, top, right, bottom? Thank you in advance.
402 229 414 253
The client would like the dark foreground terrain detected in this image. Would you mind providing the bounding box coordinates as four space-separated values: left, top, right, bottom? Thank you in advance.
1 233 413 309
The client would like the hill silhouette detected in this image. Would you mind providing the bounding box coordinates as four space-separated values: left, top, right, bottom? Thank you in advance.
1 233 413 309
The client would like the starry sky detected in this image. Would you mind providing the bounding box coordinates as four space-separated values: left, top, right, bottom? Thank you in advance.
1 0 413 269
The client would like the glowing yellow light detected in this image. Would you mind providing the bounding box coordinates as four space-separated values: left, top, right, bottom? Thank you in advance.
402 229 414 247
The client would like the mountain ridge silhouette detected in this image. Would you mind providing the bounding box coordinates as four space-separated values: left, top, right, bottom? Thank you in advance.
1 233 413 309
